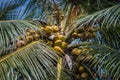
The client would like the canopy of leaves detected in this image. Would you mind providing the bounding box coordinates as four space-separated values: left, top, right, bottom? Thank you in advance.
0 20 40 56
0 0 120 80
0 41 59 80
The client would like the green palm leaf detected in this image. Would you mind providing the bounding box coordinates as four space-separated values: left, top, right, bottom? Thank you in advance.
70 43 120 80
66 4 120 49
0 20 40 56
71 4 120 30
0 0 23 19
0 0 54 20
0 0 25 20
0 1 120 80
0 41 59 80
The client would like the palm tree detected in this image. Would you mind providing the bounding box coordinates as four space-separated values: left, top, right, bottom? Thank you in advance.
0 0 120 80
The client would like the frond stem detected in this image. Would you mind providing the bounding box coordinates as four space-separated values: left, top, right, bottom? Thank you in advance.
0 41 39 63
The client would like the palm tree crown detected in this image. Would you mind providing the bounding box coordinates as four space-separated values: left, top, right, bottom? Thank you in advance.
0 0 120 80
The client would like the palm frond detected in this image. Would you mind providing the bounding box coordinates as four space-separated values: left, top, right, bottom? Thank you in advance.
0 20 40 56
0 0 26 20
48 67 73 80
0 0 54 20
59 68 74 80
62 0 118 12
28 20 48 27
0 41 59 80
66 4 120 49
57 58 62 80
101 25 120 49
74 4 120 28
0 0 24 19
71 43 120 80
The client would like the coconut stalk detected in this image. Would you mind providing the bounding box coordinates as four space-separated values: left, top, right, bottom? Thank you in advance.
61 3 73 33
57 58 63 80
68 42 97 48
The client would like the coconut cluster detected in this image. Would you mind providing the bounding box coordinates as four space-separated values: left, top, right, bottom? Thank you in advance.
14 25 98 79
15 29 41 49
40 25 67 55
73 62 89 79
72 27 96 41
71 46 93 56
71 46 97 79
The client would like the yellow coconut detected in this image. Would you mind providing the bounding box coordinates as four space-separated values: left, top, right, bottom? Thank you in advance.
79 66 85 72
72 32 78 38
18 36 24 40
57 34 65 41
16 40 26 48
53 46 64 54
46 41 53 46
26 32 31 36
54 40 62 46
33 33 40 40
71 48 78 54
54 35 59 41
76 49 82 55
52 25 59 32
71 48 82 55
77 33 83 38
81 72 88 78
26 36 34 43
29 29 36 34
44 26 54 33
85 32 92 39
54 34 65 41
61 42 67 49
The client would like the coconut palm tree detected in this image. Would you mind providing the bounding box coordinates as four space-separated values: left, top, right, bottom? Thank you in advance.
0 0 120 80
